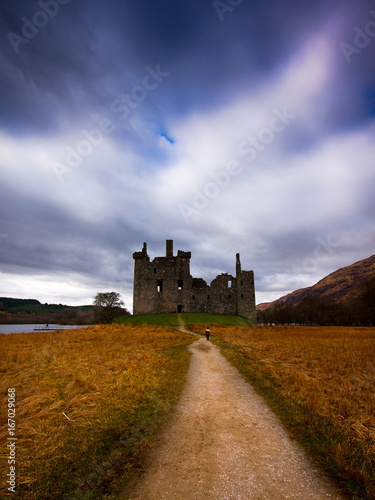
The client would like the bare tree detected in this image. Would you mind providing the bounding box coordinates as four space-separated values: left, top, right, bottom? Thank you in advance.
93 292 126 324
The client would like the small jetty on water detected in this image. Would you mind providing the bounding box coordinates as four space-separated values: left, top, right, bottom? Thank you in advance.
33 325 83 331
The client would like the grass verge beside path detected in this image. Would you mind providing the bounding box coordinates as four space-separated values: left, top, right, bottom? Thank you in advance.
197 324 375 500
0 324 194 499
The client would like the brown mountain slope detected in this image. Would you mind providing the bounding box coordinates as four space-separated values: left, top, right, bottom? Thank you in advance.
257 254 375 310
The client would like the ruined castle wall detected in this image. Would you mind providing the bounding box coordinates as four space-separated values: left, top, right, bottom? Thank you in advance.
183 278 208 313
133 240 256 321
150 253 192 313
208 274 237 316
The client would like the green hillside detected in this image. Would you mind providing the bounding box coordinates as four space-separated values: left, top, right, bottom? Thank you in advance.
0 297 95 325
117 312 253 327
0 297 93 315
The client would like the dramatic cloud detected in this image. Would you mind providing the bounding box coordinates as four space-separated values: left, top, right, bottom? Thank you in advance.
0 0 374 311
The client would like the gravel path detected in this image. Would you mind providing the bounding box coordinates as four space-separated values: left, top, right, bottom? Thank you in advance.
125 336 347 499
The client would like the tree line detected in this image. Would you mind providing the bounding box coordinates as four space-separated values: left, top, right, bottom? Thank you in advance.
0 292 130 325
257 277 375 326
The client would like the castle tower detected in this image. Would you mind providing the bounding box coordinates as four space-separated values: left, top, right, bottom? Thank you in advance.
133 242 150 315
236 253 256 322
166 239 173 257
133 240 192 315
236 252 241 276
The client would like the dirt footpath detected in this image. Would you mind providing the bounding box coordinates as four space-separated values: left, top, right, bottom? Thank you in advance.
125 337 347 499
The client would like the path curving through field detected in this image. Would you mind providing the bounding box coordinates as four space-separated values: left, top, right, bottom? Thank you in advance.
125 336 347 499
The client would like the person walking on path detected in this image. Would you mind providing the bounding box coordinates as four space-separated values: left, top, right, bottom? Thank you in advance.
205 326 210 341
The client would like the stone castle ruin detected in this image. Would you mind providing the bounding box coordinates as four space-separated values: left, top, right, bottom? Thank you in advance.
133 240 256 322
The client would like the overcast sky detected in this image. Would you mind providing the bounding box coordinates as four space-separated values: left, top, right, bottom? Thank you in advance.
1 0 374 311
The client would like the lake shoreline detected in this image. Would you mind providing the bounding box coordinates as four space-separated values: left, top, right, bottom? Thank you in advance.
0 324 90 334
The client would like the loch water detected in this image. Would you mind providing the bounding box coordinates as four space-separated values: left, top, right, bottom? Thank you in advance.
0 324 89 334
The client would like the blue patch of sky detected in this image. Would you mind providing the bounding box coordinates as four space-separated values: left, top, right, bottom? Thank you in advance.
160 132 175 144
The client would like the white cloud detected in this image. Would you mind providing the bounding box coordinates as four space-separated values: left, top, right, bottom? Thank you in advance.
152 32 336 212
0 269 133 310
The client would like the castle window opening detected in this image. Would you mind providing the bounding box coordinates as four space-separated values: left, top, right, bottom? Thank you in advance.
192 295 195 300
241 280 243 285
157 280 163 293
229 294 232 299
154 268 157 274
241 293 244 300
207 295 210 300
228 280 232 287
178 279 183 290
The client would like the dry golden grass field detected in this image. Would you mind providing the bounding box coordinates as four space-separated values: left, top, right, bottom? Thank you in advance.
2 322 374 499
0 324 193 499
190 324 375 500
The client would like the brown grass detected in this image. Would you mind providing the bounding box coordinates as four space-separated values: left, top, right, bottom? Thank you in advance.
0 324 193 499
190 324 375 499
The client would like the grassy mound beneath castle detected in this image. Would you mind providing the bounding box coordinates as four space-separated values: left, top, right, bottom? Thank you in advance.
116 312 253 328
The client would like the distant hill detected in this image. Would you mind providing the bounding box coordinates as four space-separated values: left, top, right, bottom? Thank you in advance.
257 254 375 324
0 297 92 314
0 297 94 325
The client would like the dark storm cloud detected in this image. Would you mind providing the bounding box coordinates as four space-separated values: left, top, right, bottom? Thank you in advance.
0 0 372 146
1 0 367 134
